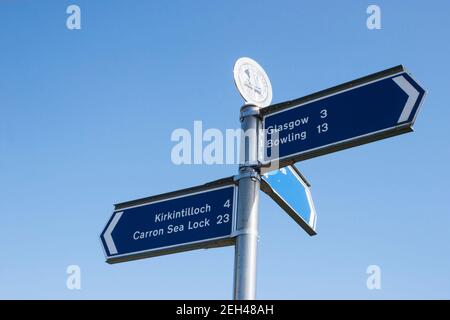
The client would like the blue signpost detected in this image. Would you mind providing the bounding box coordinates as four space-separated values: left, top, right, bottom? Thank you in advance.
101 179 237 263
261 165 317 236
262 66 426 167
100 60 426 300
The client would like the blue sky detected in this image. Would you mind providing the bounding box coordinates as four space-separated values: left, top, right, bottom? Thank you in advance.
0 0 449 299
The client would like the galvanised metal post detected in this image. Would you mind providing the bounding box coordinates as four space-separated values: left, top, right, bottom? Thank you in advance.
233 104 261 300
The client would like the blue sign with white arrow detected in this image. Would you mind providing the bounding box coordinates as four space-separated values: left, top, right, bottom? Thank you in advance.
261 165 317 235
100 181 237 263
262 66 426 167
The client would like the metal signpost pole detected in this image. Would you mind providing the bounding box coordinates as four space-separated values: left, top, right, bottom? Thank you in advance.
233 104 261 300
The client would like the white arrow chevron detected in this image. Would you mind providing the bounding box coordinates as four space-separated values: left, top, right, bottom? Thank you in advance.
393 75 420 123
104 211 123 255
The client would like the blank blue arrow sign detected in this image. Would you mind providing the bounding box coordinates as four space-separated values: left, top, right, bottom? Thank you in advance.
262 66 426 166
100 182 237 263
261 165 317 235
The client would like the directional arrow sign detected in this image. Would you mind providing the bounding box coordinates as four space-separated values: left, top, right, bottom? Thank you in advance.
100 178 237 263
261 65 426 167
261 165 317 235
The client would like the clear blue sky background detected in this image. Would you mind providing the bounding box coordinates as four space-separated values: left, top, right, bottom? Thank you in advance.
0 0 449 299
